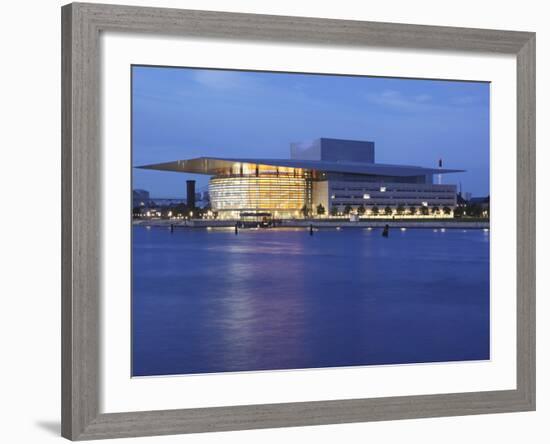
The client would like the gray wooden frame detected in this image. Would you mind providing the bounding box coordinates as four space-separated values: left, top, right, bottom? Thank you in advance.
61 2 536 440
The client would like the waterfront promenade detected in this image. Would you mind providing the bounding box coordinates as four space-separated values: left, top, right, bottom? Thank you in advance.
133 218 490 229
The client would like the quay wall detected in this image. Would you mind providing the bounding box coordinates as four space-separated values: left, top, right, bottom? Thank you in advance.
133 219 490 229
281 220 489 229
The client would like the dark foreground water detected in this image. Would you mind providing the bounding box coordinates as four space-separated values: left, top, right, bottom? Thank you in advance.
132 226 490 376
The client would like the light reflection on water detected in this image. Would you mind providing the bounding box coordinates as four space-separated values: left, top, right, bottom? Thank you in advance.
132 227 490 376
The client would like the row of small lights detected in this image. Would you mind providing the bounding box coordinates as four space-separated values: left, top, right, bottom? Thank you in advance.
331 191 430 208
145 225 489 233
139 210 217 219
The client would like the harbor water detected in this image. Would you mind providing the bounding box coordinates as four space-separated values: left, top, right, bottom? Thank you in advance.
132 226 490 376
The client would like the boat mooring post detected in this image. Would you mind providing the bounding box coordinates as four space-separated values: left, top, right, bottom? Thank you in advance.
235 222 239 235
309 224 314 236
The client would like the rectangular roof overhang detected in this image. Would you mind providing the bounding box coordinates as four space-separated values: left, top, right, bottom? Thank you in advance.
136 157 464 177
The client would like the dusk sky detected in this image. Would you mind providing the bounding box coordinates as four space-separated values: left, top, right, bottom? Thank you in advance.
132 66 490 197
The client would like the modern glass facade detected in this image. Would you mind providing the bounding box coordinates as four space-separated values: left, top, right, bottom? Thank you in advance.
209 174 307 219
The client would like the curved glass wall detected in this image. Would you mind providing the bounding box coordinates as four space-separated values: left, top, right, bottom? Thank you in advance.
209 174 306 219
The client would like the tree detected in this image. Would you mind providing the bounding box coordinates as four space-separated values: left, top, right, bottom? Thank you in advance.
172 203 187 217
466 203 483 217
301 205 309 218
330 206 338 216
431 205 440 215
409 206 416 216
443 206 452 215
371 206 379 216
396 205 405 215
343 205 352 215
357 205 366 215
316 203 325 216
384 206 393 216
420 206 429 216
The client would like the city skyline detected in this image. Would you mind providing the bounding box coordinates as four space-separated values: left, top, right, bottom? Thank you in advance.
132 66 490 197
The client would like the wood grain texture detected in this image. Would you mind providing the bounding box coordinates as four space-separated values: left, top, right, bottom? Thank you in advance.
75 2 532 53
516 35 536 410
61 4 74 438
76 390 532 440
62 3 101 439
61 2 536 440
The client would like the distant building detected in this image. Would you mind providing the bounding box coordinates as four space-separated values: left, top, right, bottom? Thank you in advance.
137 138 464 219
132 189 150 208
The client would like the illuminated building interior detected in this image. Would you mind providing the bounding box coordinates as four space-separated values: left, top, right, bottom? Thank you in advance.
209 174 306 219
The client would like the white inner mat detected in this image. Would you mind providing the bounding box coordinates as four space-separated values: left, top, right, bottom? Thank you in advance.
100 32 516 414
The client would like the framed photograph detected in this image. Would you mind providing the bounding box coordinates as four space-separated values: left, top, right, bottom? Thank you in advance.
61 2 535 440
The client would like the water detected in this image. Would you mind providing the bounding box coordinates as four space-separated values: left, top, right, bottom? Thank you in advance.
132 226 490 376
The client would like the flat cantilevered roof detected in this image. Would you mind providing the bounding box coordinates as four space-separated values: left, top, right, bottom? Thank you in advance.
136 157 464 177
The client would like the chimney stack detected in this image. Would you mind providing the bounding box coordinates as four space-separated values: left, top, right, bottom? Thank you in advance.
186 180 196 209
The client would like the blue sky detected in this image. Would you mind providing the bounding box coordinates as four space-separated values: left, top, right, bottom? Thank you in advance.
132 66 490 197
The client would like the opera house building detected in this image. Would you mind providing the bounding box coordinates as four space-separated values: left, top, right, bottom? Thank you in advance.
138 138 463 219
